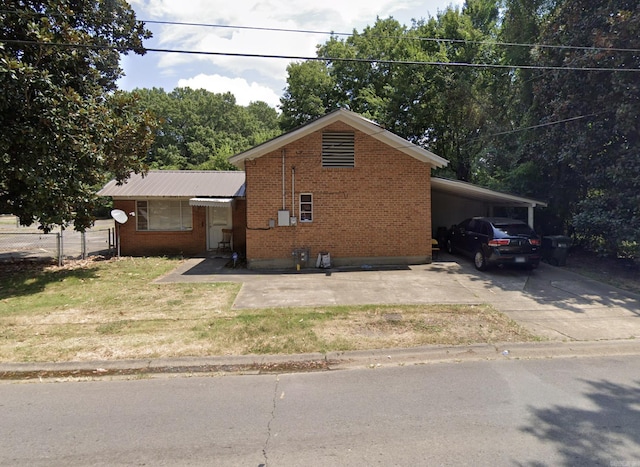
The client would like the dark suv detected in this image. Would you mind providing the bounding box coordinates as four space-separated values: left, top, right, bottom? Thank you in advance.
446 217 541 271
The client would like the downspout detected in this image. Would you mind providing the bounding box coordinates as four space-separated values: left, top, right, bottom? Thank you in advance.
291 166 296 219
282 149 286 210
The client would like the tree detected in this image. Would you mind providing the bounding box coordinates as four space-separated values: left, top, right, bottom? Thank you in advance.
280 5 503 182
473 0 555 198
134 87 281 170
0 0 154 232
280 60 337 130
413 2 502 181
528 0 640 253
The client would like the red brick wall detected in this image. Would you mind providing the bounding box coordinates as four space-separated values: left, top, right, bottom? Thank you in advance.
113 200 207 256
244 122 433 267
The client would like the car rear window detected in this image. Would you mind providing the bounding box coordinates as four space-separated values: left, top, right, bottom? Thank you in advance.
494 223 535 236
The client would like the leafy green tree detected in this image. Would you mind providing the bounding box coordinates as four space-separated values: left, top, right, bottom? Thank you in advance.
473 0 554 195
280 60 337 130
281 18 434 134
280 5 503 182
528 0 640 253
0 0 154 232
411 2 502 181
135 87 280 170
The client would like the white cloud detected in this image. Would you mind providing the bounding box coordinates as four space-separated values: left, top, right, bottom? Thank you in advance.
177 74 281 107
122 0 465 107
135 0 459 77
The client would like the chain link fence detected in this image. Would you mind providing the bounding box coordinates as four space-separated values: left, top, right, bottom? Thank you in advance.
0 216 115 265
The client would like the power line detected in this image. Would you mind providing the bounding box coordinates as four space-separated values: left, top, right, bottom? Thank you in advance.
2 9 640 54
481 113 603 140
2 39 639 73
141 19 640 55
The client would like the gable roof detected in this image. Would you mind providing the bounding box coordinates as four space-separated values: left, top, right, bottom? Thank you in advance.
229 109 449 170
98 170 245 198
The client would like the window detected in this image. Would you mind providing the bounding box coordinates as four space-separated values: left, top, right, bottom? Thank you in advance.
300 193 313 222
210 206 228 226
322 132 355 167
136 200 192 231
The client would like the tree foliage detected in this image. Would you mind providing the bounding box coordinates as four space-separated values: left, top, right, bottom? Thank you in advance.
280 0 640 257
0 0 155 232
280 6 502 182
528 0 640 253
133 87 281 170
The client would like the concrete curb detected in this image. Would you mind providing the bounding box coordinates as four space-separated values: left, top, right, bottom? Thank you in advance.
2 339 640 381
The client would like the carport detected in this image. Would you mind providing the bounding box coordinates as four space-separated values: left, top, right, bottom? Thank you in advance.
431 177 547 235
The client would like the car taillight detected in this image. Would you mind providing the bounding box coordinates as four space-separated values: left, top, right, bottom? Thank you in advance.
488 239 510 246
529 238 541 246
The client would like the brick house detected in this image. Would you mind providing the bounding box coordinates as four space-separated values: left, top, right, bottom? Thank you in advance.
228 109 447 268
99 109 545 267
98 171 246 257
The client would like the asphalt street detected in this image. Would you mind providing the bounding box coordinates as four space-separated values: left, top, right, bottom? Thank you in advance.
2 355 639 466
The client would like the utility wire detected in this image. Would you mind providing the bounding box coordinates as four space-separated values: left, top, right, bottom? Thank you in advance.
141 19 640 54
2 9 640 54
2 39 639 73
483 113 602 139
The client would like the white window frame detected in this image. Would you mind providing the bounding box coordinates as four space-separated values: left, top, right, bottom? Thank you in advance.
299 193 313 223
136 200 193 231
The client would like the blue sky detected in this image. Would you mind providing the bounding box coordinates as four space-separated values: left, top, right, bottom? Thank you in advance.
118 0 463 108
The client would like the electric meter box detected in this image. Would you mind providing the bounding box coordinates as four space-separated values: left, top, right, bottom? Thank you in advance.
278 210 290 226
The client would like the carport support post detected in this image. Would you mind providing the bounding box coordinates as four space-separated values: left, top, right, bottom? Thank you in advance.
528 206 535 229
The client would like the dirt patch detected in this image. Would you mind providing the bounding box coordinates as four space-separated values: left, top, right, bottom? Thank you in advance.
564 249 640 294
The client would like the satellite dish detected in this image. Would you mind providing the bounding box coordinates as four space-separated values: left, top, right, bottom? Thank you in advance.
110 209 128 224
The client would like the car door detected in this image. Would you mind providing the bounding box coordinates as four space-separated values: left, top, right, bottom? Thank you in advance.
450 219 471 255
464 219 482 255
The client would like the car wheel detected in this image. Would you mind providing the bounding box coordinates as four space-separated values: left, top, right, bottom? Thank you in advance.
446 239 454 254
474 250 488 271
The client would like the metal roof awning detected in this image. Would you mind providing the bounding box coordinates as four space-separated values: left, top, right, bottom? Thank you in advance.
189 197 234 207
431 177 547 208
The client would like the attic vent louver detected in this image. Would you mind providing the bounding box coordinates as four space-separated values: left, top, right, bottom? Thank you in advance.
322 132 355 167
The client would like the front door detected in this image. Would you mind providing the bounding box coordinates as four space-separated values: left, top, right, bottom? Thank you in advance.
207 205 232 251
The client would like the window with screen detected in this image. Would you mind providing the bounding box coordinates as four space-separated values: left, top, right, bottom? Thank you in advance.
136 200 192 231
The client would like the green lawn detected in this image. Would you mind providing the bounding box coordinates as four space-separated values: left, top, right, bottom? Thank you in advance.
0 257 539 362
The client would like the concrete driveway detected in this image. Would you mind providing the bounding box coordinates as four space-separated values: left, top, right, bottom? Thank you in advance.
157 253 640 342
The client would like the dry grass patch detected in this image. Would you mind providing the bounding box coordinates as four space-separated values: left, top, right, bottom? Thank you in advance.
312 304 535 350
1 257 540 362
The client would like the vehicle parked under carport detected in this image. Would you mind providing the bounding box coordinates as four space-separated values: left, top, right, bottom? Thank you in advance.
446 217 541 271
